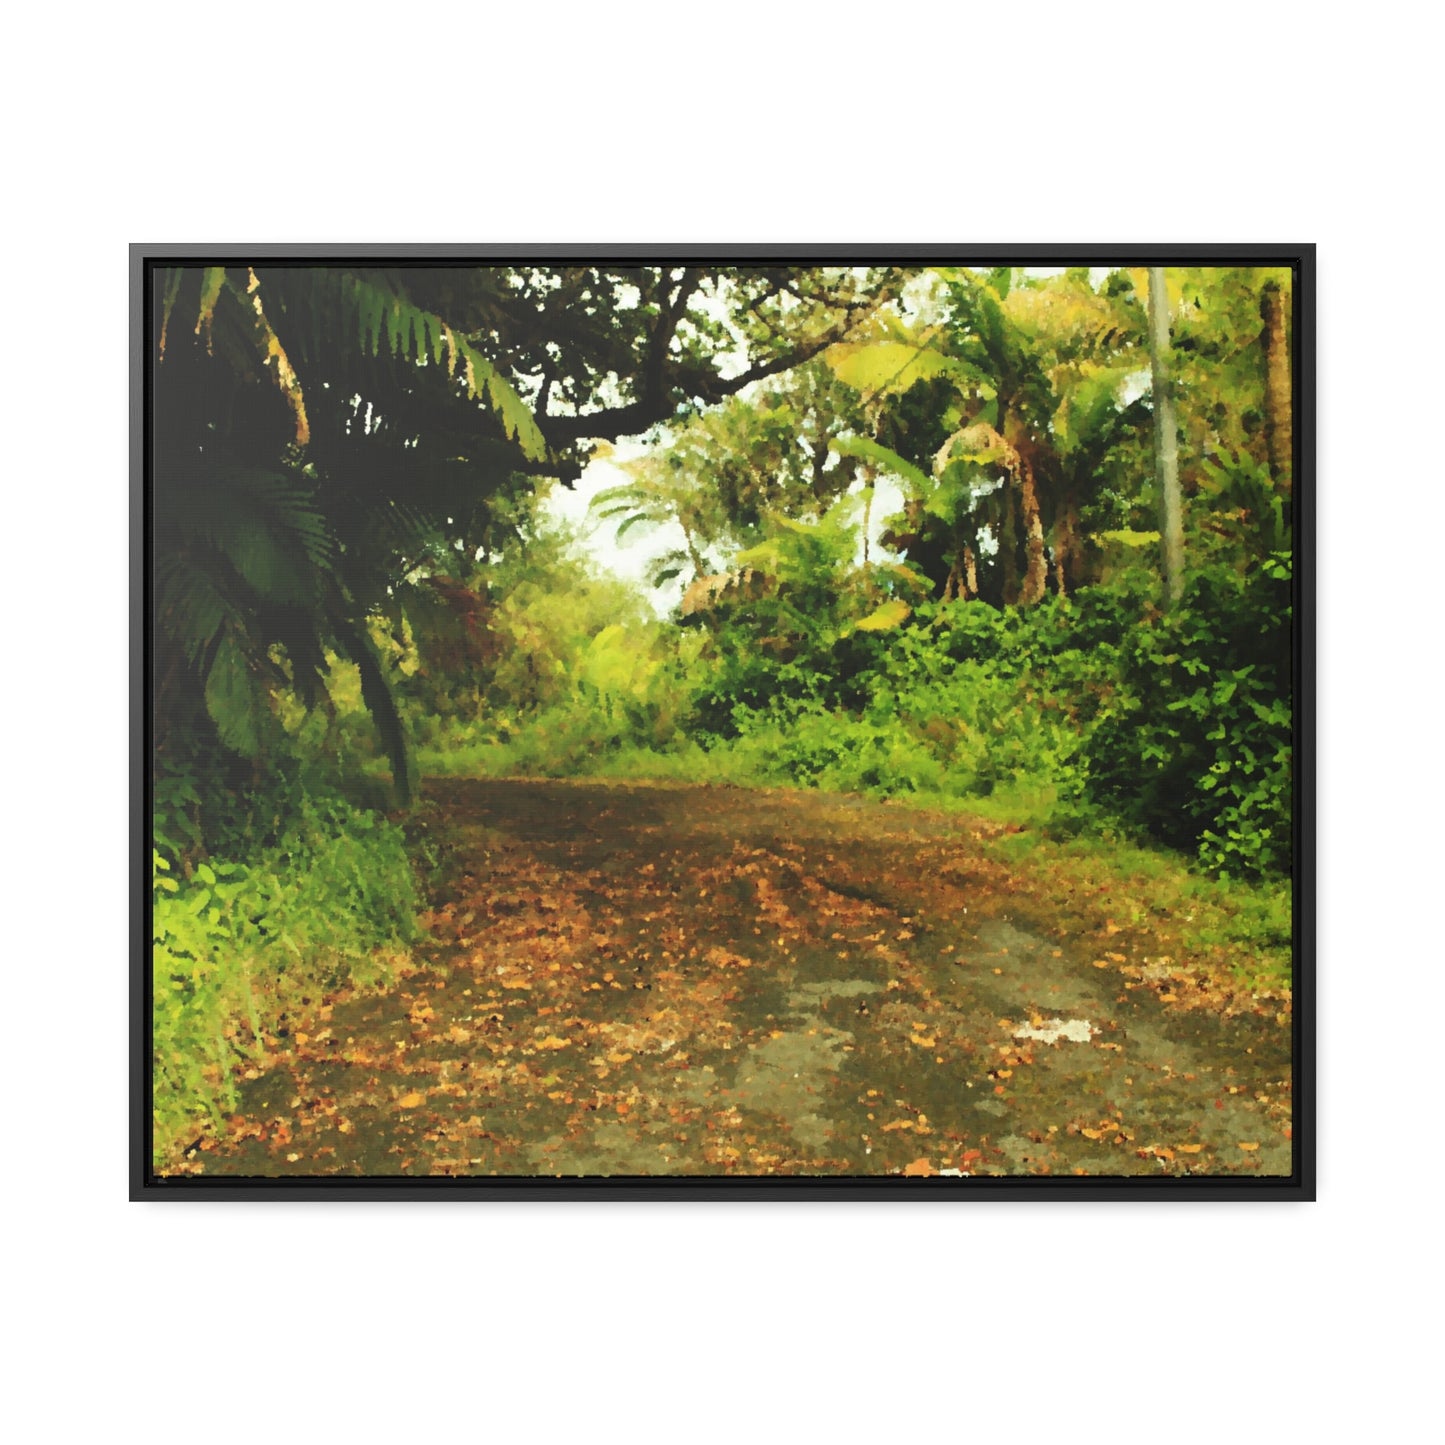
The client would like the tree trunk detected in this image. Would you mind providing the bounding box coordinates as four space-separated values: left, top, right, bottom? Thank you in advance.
1017 450 1048 605
860 462 875 585
998 482 1021 605
1147 267 1185 607
1054 484 1081 597
1260 279 1292 499
963 543 978 600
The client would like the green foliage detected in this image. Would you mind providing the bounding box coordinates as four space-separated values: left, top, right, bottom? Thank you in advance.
152 265 1299 1163
1082 557 1293 878
152 774 420 1165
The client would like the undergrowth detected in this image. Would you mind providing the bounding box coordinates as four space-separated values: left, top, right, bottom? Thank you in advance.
151 765 421 1170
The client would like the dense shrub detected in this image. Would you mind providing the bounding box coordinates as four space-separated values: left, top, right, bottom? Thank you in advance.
1082 556 1293 878
152 767 420 1164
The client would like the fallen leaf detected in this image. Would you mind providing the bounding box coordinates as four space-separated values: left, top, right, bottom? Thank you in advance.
398 1091 425 1108
902 1158 935 1177
1176 1143 1203 1154
1238 1141 1260 1151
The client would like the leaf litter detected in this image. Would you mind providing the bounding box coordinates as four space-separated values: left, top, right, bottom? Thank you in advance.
181 779 1293 1180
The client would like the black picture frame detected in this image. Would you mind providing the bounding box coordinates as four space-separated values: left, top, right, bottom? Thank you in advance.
132 244 1313 1201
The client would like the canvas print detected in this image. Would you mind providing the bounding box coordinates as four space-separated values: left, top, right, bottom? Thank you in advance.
143 254 1306 1193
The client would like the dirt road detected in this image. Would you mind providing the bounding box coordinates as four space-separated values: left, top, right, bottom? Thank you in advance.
189 779 1294 1179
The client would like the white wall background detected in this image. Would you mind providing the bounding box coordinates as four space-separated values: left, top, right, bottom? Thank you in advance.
5 5 1437 1439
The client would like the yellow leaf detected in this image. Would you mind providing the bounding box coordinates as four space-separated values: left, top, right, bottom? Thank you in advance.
397 1092 424 1108
1081 1127 1105 1140
902 1158 936 1177
854 598 912 633
536 1035 571 1050
1176 1143 1204 1154
607 1051 634 1064
1238 1141 1260 1151
910 1034 937 1048
1091 960 1110 969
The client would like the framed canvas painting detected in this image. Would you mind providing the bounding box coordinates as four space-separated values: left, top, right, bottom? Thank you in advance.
133 246 1312 1199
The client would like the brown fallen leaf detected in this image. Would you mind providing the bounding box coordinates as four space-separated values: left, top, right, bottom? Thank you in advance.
902 1158 935 1177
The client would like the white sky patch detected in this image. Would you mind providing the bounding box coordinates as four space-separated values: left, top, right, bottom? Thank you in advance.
544 441 914 614
541 439 694 615
848 470 908 568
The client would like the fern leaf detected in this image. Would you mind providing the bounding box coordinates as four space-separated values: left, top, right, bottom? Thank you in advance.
204 628 269 757
329 613 415 806
832 436 932 496
195 267 227 351
158 268 184 359
156 556 237 665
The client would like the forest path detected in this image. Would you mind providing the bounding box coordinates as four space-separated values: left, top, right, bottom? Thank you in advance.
194 779 1293 1179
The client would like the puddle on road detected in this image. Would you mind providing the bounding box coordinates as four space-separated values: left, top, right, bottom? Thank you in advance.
734 1025 853 1150
787 979 882 1008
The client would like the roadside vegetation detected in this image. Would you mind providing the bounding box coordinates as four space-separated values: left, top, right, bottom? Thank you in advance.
150 262 1297 1169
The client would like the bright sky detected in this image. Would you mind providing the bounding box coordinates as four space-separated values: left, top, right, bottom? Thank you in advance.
538 266 1094 611
542 442 907 616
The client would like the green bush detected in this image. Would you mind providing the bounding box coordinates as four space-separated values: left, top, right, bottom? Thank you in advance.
152 775 420 1167
1082 557 1293 878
